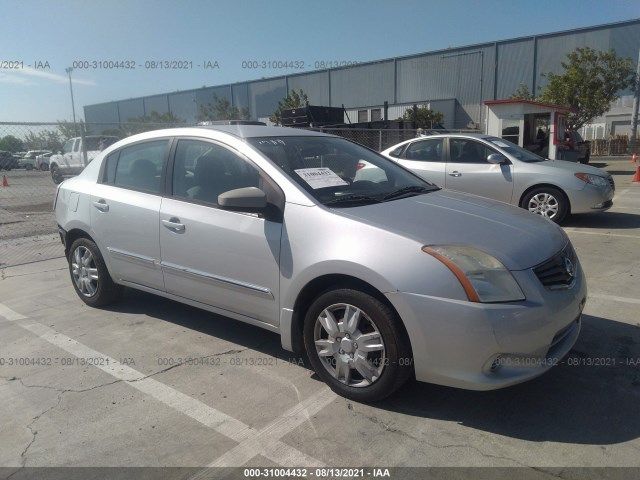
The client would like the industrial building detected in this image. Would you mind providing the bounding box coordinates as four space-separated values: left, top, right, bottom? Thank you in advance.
84 19 640 139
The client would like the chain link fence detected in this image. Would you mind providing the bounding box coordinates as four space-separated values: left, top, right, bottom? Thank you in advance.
1 120 635 268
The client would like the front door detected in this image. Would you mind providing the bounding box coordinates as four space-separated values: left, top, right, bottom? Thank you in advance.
445 138 514 204
159 139 283 326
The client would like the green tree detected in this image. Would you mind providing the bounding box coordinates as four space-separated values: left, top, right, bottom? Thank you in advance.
400 104 444 128
57 120 91 140
269 89 309 126
0 135 25 152
23 130 63 152
538 47 636 130
125 111 186 134
197 94 250 122
509 83 536 101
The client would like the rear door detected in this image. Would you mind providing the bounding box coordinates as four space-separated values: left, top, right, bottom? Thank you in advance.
395 138 446 186
90 138 170 291
445 137 514 203
159 138 283 326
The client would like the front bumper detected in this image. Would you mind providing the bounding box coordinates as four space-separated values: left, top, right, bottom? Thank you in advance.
569 183 614 214
386 261 587 390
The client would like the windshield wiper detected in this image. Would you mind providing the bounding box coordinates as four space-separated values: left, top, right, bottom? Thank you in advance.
323 194 382 206
382 185 437 201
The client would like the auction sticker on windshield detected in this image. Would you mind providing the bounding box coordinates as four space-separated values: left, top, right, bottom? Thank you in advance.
295 167 348 189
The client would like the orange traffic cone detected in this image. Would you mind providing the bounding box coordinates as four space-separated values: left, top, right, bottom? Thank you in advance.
1 175 8 187
633 167 640 183
632 153 637 163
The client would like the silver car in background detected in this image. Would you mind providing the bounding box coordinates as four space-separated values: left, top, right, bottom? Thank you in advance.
380 133 614 224
55 126 586 401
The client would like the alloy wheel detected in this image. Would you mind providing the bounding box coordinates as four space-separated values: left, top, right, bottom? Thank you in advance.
313 303 386 387
528 192 559 219
71 246 99 297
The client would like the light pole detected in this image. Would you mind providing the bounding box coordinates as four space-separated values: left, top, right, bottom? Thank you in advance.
65 67 78 135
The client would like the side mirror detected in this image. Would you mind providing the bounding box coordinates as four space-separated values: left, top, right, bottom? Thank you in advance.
487 153 508 164
218 187 267 210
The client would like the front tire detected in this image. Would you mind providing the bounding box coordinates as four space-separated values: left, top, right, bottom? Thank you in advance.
51 164 63 184
521 187 569 224
303 288 412 402
68 238 122 307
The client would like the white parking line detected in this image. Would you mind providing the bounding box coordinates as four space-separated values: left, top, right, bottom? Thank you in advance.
0 303 329 467
589 293 640 305
563 229 640 239
205 388 336 468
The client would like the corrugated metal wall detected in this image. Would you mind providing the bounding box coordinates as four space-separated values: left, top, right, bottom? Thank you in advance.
168 91 199 123
248 78 287 117
84 20 640 132
496 39 534 100
288 71 330 106
329 61 395 108
117 99 145 123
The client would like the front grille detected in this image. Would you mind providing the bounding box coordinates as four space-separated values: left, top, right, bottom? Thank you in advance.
533 242 578 289
608 176 615 191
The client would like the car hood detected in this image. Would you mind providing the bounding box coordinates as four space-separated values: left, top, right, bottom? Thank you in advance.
530 159 609 177
337 189 568 271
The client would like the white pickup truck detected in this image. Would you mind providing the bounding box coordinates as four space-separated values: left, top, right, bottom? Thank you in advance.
49 135 119 184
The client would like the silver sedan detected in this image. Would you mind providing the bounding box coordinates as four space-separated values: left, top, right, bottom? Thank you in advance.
55 126 586 401
380 133 614 224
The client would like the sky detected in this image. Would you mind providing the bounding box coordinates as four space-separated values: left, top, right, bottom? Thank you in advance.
1 0 639 123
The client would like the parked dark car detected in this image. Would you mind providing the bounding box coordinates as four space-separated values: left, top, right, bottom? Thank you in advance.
0 151 20 170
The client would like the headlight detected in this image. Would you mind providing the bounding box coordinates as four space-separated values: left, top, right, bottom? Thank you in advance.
422 245 525 303
575 173 609 188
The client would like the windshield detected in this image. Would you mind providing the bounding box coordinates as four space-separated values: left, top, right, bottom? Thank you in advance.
485 136 546 163
248 136 438 206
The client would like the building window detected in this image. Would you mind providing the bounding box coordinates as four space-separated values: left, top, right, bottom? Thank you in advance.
358 110 368 123
371 109 382 121
501 119 520 145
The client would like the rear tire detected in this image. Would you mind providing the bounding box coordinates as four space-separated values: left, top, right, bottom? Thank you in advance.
68 238 122 307
303 288 412 402
51 164 63 184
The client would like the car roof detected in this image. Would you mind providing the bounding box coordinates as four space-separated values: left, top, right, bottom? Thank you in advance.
113 125 333 145
417 132 492 140
194 125 331 138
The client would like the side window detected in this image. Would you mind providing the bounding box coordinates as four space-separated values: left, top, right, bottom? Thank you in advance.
107 140 168 193
103 151 119 184
449 139 496 164
172 140 261 206
405 139 443 162
62 140 74 154
388 145 405 158
72 139 80 153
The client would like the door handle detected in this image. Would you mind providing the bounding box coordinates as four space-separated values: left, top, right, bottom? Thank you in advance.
92 200 109 212
448 171 462 177
162 218 185 232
